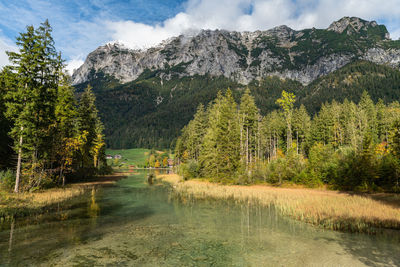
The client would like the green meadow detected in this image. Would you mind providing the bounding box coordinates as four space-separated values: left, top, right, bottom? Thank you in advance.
106 148 151 168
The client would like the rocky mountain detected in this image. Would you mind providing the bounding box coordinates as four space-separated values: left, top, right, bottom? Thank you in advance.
72 17 400 149
73 17 400 86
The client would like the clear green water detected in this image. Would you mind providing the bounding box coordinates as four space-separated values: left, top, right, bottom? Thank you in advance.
1 171 400 266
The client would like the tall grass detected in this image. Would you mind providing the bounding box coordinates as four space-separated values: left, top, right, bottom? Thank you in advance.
158 174 400 233
0 186 86 220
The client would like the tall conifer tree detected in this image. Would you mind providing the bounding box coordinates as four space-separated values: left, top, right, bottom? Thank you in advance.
4 21 62 192
239 88 259 170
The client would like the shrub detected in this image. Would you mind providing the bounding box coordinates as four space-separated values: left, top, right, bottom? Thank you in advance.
249 163 268 183
308 143 337 184
377 154 400 192
0 169 16 191
179 160 200 180
293 169 322 187
264 152 307 185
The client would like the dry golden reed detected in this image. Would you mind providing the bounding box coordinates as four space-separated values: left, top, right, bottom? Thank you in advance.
158 174 400 232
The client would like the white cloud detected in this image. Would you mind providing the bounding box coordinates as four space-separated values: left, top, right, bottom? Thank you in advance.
1 0 400 73
105 0 400 50
0 36 16 69
65 57 85 76
391 29 400 40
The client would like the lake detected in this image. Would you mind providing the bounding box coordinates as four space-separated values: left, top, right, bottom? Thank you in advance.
1 171 399 266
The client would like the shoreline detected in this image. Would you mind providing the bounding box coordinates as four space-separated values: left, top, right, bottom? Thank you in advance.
0 172 128 221
157 174 400 233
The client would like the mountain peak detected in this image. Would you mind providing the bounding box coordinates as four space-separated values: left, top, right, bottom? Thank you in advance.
72 17 399 86
327 16 390 39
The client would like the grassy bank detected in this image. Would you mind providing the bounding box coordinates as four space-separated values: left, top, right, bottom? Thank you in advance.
158 174 400 233
0 173 126 220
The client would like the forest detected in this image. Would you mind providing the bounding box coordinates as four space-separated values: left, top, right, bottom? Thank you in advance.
83 60 400 150
0 21 108 193
175 88 400 192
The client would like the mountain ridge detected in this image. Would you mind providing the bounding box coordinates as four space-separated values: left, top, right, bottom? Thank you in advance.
72 16 400 86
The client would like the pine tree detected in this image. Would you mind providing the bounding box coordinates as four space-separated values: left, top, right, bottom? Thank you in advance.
199 90 240 181
260 110 285 160
199 92 224 177
292 105 311 154
186 103 207 160
0 68 15 168
91 119 106 168
358 91 378 145
77 85 104 168
4 21 62 192
54 74 79 185
342 99 359 149
239 88 259 170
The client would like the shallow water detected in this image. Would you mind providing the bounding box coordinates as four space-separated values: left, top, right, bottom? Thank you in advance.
1 171 399 266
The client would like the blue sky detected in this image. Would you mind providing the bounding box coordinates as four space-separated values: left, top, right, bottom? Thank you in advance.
1 0 400 73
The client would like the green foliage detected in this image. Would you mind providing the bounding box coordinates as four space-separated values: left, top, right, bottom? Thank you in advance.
91 74 241 149
277 90 296 151
307 143 337 184
378 154 400 192
0 21 107 191
144 150 171 168
239 88 259 170
262 152 307 185
178 160 200 180
199 90 240 181
77 85 106 168
0 169 16 191
302 61 400 113
81 59 400 150
176 88 400 192
0 70 13 168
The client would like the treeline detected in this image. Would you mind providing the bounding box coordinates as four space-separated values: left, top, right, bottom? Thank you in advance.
84 59 400 150
145 150 171 168
175 88 400 192
0 21 108 193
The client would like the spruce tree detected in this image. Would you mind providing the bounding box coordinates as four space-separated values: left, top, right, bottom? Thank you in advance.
4 21 62 192
200 90 240 181
77 85 105 168
239 88 259 170
292 105 311 154
186 103 207 160
0 68 15 168
54 74 78 185
358 91 377 146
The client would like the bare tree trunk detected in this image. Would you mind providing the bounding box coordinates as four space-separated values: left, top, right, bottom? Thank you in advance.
8 219 15 253
257 122 260 161
14 127 23 193
240 120 243 165
60 164 65 187
246 127 249 170
269 133 272 162
287 119 292 152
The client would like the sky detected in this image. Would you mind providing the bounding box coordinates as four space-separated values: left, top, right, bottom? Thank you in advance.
0 0 400 74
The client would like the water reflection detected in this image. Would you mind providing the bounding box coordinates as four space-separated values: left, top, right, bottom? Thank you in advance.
0 170 399 266
8 218 14 253
88 187 100 218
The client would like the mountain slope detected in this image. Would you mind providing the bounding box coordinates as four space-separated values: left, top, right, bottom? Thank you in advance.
77 60 400 149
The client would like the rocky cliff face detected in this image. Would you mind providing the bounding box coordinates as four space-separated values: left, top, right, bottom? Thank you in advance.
72 17 400 86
